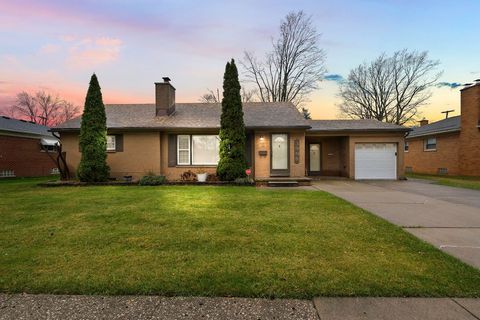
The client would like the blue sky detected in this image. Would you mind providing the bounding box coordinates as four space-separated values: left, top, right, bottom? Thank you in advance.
0 0 479 120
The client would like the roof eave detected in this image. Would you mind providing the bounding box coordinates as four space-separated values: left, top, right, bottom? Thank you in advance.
406 128 461 139
307 128 410 133
245 125 311 130
52 125 312 132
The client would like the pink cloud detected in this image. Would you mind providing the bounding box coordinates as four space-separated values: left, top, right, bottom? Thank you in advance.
34 36 124 68
39 44 61 54
64 36 123 68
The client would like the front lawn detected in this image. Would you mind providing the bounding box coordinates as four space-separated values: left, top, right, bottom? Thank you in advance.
407 173 480 191
1 178 479 298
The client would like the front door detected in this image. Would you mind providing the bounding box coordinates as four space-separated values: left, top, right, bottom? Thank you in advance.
309 143 321 175
271 133 289 176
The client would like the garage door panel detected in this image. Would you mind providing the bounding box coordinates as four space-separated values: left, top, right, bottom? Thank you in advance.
355 143 397 180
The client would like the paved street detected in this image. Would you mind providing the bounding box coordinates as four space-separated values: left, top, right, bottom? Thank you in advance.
313 179 480 268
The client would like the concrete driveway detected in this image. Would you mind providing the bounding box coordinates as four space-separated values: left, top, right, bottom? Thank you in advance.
313 179 480 269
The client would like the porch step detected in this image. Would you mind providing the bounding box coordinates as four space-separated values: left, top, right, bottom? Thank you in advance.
267 180 299 187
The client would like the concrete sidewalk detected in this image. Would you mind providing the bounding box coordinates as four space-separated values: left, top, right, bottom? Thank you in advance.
0 294 318 320
1 294 480 320
313 297 480 320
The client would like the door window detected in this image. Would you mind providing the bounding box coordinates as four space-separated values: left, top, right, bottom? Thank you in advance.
271 134 288 170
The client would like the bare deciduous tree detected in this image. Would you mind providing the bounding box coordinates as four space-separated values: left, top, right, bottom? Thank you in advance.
58 101 80 124
199 88 221 103
339 50 442 125
9 91 80 126
199 87 258 103
241 11 326 108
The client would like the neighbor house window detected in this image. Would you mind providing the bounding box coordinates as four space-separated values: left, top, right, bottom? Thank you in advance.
177 135 191 165
177 135 220 165
0 170 15 178
404 141 409 152
106 135 116 151
424 137 436 151
192 135 220 165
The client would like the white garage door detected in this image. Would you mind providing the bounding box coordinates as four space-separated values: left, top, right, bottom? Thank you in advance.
355 143 397 180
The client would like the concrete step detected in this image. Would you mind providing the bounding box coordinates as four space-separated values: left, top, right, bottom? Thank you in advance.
267 181 299 187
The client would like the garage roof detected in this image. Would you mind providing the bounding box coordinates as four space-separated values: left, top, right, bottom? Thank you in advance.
0 116 57 138
307 119 410 132
406 116 461 139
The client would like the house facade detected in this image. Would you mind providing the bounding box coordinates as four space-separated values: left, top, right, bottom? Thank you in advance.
405 82 480 176
53 79 409 182
0 116 59 178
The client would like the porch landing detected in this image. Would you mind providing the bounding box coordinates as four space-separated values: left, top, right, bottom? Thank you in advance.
255 177 312 187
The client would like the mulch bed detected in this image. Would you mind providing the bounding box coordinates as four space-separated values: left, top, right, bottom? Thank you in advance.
38 180 255 187
37 180 139 187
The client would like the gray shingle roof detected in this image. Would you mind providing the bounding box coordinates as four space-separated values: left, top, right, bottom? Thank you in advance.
407 116 461 138
53 103 411 133
0 116 56 138
307 119 410 132
53 102 310 131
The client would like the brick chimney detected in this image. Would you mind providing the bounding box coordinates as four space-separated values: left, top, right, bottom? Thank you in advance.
458 80 480 175
460 81 480 128
419 119 429 126
155 77 175 116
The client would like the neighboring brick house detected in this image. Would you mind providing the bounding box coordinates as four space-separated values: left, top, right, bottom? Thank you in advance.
53 78 409 183
405 81 480 176
0 116 59 178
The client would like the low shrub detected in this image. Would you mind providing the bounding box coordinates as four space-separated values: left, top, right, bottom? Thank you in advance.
139 175 166 186
206 174 219 182
180 170 197 181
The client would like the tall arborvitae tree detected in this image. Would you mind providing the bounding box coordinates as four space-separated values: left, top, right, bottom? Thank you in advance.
77 74 110 182
217 59 247 181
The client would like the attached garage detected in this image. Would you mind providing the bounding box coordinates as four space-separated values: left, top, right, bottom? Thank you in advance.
354 143 397 180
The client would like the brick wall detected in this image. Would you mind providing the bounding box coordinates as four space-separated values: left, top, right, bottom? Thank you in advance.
61 131 162 180
404 133 460 175
0 135 58 177
458 84 480 176
254 130 306 179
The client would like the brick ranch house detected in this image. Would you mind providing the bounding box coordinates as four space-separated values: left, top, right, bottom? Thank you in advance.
53 78 409 183
405 81 480 177
0 116 59 178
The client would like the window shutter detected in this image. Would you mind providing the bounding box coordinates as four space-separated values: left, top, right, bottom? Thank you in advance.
115 134 124 152
168 134 177 167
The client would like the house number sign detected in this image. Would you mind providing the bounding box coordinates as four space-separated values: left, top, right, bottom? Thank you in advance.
294 139 300 164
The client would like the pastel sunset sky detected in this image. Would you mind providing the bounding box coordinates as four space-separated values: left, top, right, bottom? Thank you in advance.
1 0 479 122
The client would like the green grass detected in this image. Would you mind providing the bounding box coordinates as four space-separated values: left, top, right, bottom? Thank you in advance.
1 177 480 298
407 173 480 191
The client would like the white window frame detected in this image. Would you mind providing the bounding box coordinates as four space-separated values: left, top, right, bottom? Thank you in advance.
404 141 409 152
106 135 116 151
424 137 436 151
177 135 191 165
191 135 220 165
